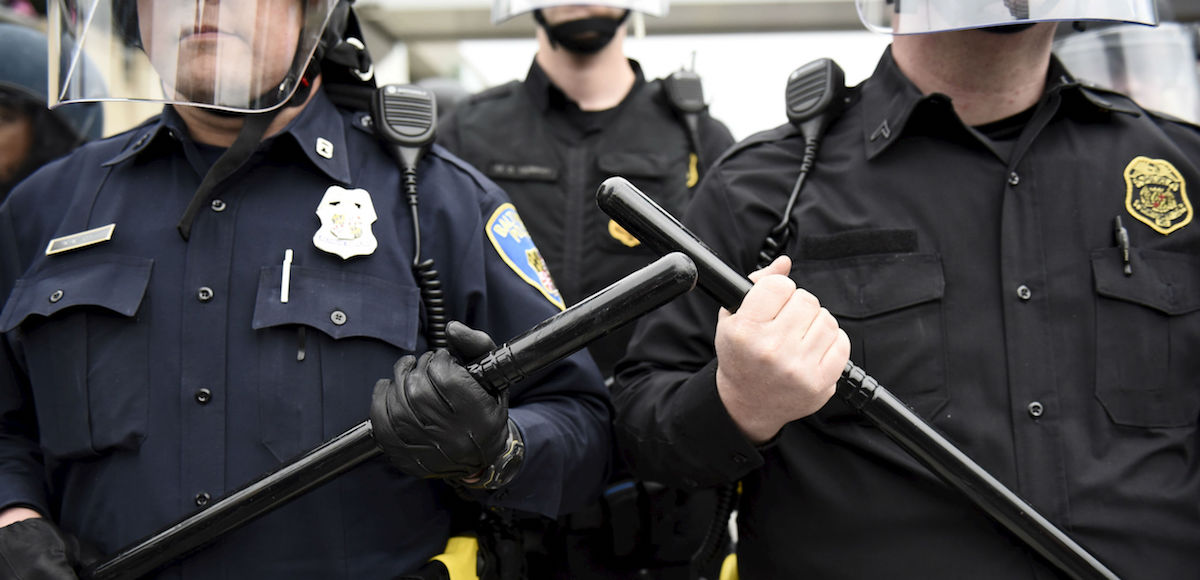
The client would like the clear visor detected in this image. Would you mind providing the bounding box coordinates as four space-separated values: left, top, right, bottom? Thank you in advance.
49 0 338 114
1055 22 1200 124
855 0 1158 35
492 0 668 24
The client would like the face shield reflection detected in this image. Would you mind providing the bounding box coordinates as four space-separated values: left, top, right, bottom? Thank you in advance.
1055 22 1200 124
855 0 1158 35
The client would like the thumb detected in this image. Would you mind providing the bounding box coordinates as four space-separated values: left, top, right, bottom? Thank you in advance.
749 255 792 283
445 321 497 362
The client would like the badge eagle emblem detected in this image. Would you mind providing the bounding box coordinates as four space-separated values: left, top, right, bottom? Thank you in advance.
313 185 378 259
1124 156 1192 235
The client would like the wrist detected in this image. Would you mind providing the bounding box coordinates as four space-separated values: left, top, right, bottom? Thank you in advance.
0 506 42 528
716 367 782 445
461 419 525 490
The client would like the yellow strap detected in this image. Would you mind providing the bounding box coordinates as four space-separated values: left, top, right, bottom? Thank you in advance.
719 553 739 580
430 535 480 580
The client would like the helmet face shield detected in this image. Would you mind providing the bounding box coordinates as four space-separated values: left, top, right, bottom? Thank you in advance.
1055 22 1200 124
855 0 1158 35
50 0 338 114
492 0 668 24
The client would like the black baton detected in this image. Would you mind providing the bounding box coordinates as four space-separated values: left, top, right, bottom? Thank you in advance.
596 176 1119 580
84 252 698 580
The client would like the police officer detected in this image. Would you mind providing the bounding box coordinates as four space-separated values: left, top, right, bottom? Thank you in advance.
614 0 1200 578
0 1 610 578
0 22 104 200
440 0 734 377
439 2 734 579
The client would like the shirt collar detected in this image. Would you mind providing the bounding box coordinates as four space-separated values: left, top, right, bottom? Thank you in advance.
860 47 1141 160
524 58 648 113
102 87 353 185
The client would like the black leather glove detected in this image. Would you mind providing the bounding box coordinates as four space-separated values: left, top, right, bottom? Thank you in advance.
371 321 525 489
0 518 101 580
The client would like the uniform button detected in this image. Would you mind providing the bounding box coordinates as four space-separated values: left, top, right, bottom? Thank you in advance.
195 388 212 405
1008 172 1021 186
195 492 211 507
49 289 64 303
210 199 227 212
1027 401 1044 418
732 452 748 465
197 287 214 303
1016 285 1032 301
330 310 348 326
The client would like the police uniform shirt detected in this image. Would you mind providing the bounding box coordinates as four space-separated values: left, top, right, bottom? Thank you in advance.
614 47 1200 579
439 60 734 376
0 87 610 579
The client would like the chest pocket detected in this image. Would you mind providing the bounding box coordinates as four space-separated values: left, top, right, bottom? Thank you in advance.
251 265 420 461
596 152 690 254
794 253 948 421
0 255 153 459
1092 247 1200 428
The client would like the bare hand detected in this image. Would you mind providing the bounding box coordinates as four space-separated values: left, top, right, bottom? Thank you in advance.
715 256 850 444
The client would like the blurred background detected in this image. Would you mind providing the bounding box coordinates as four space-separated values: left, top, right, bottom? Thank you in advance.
4 0 1200 140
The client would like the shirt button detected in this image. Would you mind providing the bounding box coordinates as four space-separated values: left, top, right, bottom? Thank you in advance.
49 289 64 303
211 199 227 212
1027 401 1044 418
330 310 348 326
1016 285 1032 301
197 287 214 303
195 492 211 507
195 388 212 405
1008 172 1021 186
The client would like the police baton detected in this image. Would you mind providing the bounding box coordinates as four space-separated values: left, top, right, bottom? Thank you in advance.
83 252 698 580
596 176 1120 580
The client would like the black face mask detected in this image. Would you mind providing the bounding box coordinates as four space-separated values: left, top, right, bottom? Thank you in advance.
535 9 631 55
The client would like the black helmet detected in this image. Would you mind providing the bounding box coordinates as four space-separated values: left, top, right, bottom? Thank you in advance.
1 22 104 142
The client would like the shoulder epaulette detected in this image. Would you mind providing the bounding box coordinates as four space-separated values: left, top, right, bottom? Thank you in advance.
467 81 520 105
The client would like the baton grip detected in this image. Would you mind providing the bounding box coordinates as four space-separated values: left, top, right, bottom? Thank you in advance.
596 176 1119 580
467 252 697 395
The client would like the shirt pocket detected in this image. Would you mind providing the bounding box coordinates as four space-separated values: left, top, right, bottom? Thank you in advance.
251 265 420 462
0 255 153 459
1092 248 1200 428
595 152 690 254
795 253 949 421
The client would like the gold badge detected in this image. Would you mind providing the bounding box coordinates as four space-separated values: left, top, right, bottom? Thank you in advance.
686 153 700 188
608 220 641 248
1124 156 1192 235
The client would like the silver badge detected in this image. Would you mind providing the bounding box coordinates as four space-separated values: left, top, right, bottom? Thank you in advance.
315 137 334 159
313 185 378 259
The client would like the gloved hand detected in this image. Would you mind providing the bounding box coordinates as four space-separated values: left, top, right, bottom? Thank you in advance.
0 517 101 580
371 321 525 489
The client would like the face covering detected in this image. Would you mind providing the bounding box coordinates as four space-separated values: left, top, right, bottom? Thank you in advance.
535 9 631 55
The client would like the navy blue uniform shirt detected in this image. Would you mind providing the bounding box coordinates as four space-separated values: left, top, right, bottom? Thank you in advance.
615 49 1200 579
0 87 610 579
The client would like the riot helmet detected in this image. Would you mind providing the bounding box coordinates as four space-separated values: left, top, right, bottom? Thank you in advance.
0 22 104 142
1054 7 1200 124
49 0 373 115
494 1 668 54
856 0 1159 35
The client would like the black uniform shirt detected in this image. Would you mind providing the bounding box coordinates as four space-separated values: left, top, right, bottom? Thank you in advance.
614 48 1200 579
440 60 734 376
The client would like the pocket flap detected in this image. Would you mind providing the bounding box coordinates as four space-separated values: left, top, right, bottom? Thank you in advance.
794 254 945 319
597 152 673 179
0 255 153 332
1092 248 1200 315
252 266 420 351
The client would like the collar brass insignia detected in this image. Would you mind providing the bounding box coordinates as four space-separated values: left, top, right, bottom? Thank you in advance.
1124 156 1192 235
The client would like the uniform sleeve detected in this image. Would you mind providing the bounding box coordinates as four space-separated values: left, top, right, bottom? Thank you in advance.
0 194 52 516
431 157 611 518
611 167 766 489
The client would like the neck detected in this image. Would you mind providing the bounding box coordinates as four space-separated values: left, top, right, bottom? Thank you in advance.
534 29 636 111
891 24 1055 126
175 76 322 147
